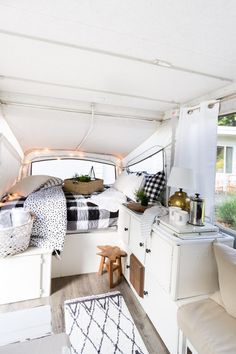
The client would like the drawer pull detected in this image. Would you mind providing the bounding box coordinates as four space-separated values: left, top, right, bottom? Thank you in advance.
124 227 128 231
126 265 130 269
143 290 149 296
146 248 151 253
139 242 144 247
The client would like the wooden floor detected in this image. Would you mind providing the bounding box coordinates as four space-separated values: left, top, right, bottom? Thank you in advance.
0 273 169 354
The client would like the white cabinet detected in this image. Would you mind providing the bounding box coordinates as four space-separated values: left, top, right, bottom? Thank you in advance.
145 231 174 293
0 247 52 305
129 217 146 264
117 207 131 245
151 221 233 301
143 272 179 354
118 205 234 354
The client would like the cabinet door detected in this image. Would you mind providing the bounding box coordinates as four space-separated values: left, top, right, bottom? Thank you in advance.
145 230 174 293
0 255 42 304
129 216 145 264
143 272 178 354
122 248 131 283
174 241 219 299
130 254 145 298
118 208 131 245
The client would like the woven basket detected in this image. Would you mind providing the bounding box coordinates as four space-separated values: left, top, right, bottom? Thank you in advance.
64 178 104 195
0 217 34 258
126 202 153 213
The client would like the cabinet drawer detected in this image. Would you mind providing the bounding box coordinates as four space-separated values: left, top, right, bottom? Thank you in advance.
129 217 145 264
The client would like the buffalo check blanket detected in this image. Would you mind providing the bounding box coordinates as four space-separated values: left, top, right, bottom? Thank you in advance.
0 188 118 251
65 191 119 232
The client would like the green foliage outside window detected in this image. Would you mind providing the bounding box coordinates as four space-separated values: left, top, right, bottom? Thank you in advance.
218 113 236 126
216 146 224 172
216 197 236 231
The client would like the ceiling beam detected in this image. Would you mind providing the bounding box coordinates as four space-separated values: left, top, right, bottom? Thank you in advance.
0 74 178 105
0 100 162 122
0 29 232 83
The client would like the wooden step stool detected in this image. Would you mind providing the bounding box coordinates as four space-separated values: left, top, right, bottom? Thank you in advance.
97 245 127 288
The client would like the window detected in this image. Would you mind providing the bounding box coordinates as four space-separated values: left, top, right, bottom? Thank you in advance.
127 151 164 174
31 159 116 185
216 145 233 174
215 113 236 233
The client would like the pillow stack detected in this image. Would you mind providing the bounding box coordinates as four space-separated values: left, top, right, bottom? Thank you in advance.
114 170 166 202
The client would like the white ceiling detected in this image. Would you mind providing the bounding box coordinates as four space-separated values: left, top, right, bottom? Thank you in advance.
3 105 158 157
0 0 235 156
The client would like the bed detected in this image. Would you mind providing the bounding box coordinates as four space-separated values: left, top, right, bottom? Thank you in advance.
0 171 165 277
0 184 126 249
0 190 120 228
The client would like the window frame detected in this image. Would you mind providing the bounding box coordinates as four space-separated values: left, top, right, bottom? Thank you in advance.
215 112 236 243
30 157 117 183
216 144 234 174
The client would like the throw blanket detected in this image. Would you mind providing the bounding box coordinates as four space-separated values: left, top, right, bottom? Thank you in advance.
141 205 168 240
25 186 67 251
0 186 67 251
89 187 127 212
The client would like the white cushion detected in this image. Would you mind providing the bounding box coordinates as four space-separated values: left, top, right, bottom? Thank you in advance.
113 172 144 200
213 243 236 318
113 171 129 192
210 290 225 308
8 175 53 197
178 298 236 354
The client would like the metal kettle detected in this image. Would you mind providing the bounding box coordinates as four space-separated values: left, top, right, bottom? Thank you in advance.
189 193 205 226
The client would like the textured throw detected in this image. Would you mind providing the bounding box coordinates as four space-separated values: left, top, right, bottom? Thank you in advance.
141 205 168 240
0 186 67 251
64 291 148 354
25 186 67 250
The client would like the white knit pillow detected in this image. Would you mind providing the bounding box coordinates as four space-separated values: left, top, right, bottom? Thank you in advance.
213 243 236 318
113 172 144 200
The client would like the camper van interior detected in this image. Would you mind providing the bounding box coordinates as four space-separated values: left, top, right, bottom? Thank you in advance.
0 1 236 353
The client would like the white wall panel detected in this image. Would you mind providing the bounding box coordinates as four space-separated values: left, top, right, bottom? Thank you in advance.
0 135 22 197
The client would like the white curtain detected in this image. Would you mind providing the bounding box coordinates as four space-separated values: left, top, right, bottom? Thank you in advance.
174 101 220 221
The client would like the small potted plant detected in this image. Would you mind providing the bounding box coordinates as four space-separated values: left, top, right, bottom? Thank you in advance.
73 173 91 182
135 189 149 206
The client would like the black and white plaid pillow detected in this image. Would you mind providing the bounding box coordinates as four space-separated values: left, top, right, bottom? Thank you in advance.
144 171 166 203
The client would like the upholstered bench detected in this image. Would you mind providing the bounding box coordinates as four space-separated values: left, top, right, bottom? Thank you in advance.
178 298 236 354
178 243 236 354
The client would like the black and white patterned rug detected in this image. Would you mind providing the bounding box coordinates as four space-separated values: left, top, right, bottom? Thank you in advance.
64 291 148 354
